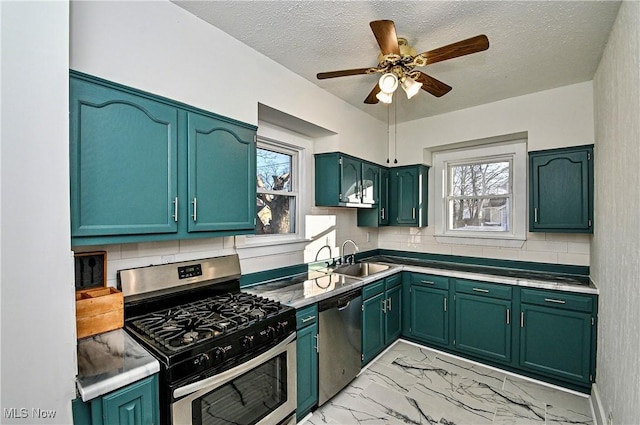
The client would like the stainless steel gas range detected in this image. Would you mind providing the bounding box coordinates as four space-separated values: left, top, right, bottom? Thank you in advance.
118 254 297 425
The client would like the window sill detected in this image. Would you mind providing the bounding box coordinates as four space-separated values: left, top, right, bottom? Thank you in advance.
435 235 526 248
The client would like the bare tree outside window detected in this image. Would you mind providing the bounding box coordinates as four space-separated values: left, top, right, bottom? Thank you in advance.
447 160 511 232
256 145 297 235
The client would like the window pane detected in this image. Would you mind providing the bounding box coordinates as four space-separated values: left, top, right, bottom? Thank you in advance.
448 197 510 231
257 148 292 192
450 161 510 196
256 195 295 235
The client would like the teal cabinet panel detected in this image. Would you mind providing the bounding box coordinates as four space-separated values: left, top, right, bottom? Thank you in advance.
187 112 256 232
454 293 512 364
362 293 386 364
340 156 362 204
389 165 429 227
361 162 379 205
529 145 593 233
410 284 449 346
519 288 596 385
296 321 319 418
73 375 159 425
357 166 389 227
70 76 179 238
362 274 403 365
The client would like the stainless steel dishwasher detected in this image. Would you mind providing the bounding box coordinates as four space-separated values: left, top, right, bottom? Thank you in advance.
317 288 362 406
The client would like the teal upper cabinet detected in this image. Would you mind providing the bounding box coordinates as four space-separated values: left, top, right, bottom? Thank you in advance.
315 152 379 208
70 74 179 238
529 145 594 233
187 112 256 232
389 165 429 227
357 167 389 227
70 71 257 246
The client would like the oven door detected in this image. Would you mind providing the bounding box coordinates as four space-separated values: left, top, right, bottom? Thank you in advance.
172 333 296 425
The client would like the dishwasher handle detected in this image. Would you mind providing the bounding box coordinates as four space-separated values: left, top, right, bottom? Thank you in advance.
318 288 362 311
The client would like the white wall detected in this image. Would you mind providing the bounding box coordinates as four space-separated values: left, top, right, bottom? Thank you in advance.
378 82 595 266
0 1 77 423
592 1 640 423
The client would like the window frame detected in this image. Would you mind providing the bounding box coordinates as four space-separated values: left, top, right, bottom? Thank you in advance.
433 140 527 247
251 136 302 242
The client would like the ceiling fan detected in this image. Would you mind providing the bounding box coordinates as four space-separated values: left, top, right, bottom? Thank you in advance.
317 20 489 104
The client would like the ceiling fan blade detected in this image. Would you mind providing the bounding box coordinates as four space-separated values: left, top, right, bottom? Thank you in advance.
370 20 400 56
317 68 371 80
419 35 489 66
415 72 452 97
364 84 381 104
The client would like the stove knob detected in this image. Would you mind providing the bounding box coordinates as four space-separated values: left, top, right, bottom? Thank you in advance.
213 347 227 361
265 326 276 338
276 321 288 335
241 335 254 348
193 353 209 367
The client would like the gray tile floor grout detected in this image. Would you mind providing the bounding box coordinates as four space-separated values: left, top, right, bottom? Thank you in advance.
301 339 594 425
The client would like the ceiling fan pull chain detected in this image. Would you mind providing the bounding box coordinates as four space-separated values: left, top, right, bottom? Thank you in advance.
386 104 390 164
394 100 398 164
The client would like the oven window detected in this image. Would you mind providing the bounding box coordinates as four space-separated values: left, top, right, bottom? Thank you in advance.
192 352 287 425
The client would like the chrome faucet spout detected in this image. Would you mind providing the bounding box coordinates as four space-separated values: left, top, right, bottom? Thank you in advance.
341 239 359 265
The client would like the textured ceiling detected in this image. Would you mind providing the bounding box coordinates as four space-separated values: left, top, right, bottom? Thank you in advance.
172 1 620 124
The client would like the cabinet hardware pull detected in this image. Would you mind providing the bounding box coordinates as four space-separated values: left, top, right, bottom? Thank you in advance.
381 207 385 220
520 311 524 327
192 198 197 221
301 316 316 323
173 197 178 222
544 298 566 304
444 298 447 312
382 298 387 313
506 309 510 324
412 208 416 219
388 297 392 311
314 334 319 353
421 280 435 285
472 288 490 293
534 207 538 223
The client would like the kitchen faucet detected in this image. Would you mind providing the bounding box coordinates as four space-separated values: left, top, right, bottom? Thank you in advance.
341 239 359 265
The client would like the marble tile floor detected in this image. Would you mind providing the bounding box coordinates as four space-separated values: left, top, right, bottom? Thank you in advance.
302 340 594 425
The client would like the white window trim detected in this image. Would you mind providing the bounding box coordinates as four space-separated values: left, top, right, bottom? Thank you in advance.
433 140 527 248
236 136 308 250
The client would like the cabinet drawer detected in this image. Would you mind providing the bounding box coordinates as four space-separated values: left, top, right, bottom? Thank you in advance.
411 273 449 290
521 289 593 313
296 304 318 329
363 280 385 299
455 279 512 300
385 273 402 290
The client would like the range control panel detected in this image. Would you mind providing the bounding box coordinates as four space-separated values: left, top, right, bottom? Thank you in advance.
178 264 203 279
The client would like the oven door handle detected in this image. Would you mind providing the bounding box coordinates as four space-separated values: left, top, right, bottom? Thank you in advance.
173 332 296 399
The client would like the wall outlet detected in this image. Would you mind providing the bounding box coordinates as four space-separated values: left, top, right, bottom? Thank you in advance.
161 255 175 264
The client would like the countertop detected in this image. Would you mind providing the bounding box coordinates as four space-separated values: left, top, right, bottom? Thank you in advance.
76 329 160 402
244 256 597 309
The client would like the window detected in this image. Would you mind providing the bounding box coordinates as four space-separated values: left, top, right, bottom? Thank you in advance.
434 140 526 246
255 139 299 235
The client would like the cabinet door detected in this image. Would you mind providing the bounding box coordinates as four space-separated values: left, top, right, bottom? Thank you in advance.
361 162 379 205
455 293 512 363
530 147 593 232
410 285 449 346
362 293 385 364
340 156 362 204
296 323 318 418
385 285 402 343
394 168 418 225
379 168 390 225
70 77 179 238
101 375 159 425
520 304 592 384
187 112 256 232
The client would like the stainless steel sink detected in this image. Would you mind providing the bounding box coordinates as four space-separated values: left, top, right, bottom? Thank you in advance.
330 262 390 278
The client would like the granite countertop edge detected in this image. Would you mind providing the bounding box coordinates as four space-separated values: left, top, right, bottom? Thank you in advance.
76 329 160 402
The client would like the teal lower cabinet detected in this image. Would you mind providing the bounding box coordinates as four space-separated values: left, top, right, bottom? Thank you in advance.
296 304 319 419
72 374 159 425
519 288 596 386
362 274 402 365
408 273 450 347
453 279 513 364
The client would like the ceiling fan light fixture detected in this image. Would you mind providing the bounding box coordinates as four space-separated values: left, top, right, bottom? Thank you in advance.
376 90 394 104
401 76 423 99
378 72 398 94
